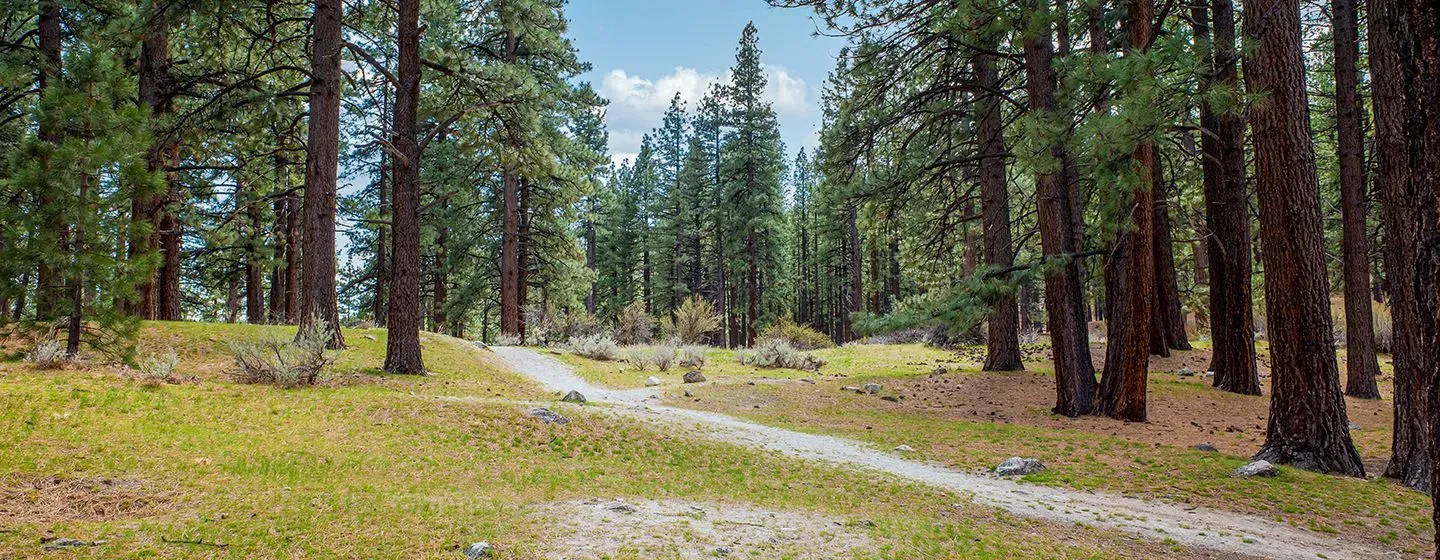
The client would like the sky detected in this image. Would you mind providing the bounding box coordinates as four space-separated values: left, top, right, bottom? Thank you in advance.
563 1 845 166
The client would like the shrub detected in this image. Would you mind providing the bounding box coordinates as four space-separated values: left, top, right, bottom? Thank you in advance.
137 350 178 386
738 338 826 371
566 334 619 360
614 300 655 345
758 317 835 350
562 312 605 340
679 345 708 367
622 347 652 370
26 339 68 369
651 343 678 371
668 296 721 344
491 333 523 346
1372 301 1394 354
228 323 332 388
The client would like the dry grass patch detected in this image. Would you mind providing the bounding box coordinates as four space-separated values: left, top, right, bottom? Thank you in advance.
0 475 170 524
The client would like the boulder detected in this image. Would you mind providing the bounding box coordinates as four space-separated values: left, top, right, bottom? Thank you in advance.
893 445 915 453
994 457 1046 477
1191 443 1218 453
562 390 587 404
463 542 493 559
1233 460 1279 478
530 408 569 425
1347 421 1361 431
645 376 660 387
863 383 883 394
683 370 706 383
842 386 864 394
1176 368 1196 377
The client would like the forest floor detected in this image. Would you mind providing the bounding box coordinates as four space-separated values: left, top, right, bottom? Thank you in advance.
557 341 1433 559
1 321 1229 560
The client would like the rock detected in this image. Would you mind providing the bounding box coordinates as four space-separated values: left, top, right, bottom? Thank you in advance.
893 445 914 453
645 376 660 387
1233 460 1279 478
994 457 1046 477
880 395 903 403
683 370 706 383
799 378 816 384
43 539 96 551
562 390 587 404
746 381 756 386
362 334 378 341
1191 443 1218 453
715 546 733 556
842 386 863 393
933 366 948 376
683 390 694 398
606 500 636 514
1176 368 1196 377
530 408 569 425
463 541 493 559
1203 370 1214 378
1347 421 1361 431
863 383 883 394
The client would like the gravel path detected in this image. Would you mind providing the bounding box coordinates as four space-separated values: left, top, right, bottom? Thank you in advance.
492 347 1385 560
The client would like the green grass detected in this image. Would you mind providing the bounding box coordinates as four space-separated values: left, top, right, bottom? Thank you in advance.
0 322 1161 559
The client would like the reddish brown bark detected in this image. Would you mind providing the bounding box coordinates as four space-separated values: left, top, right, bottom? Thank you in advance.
298 0 346 348
977 49 1022 372
1244 0 1364 476
383 0 424 374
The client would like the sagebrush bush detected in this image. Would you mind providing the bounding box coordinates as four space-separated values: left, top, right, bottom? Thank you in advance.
615 300 655 345
738 338 826 371
679 345 708 367
1372 301 1393 354
229 324 332 388
566 334 619 360
26 339 68 369
651 343 678 371
137 350 178 386
622 347 652 370
758 317 835 350
491 333 523 346
666 296 721 344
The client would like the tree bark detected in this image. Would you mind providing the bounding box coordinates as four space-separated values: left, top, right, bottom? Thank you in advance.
298 0 347 348
35 0 63 321
1244 0 1364 476
1369 0 1438 492
383 0 424 374
1025 0 1096 416
1096 0 1155 422
846 205 862 344
244 186 265 324
1193 0 1260 395
374 136 389 326
1152 156 1190 351
977 50 1023 372
1334 0 1382 399
138 1 181 322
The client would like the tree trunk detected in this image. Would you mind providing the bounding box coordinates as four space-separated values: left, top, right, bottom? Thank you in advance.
847 205 862 344
977 50 1023 372
1244 0 1364 476
1026 0 1096 416
298 0 347 349
269 168 289 324
1369 0 1438 492
1096 0 1155 422
374 142 389 326
35 0 63 321
1193 0 1260 395
285 192 300 324
383 0 424 374
1334 0 1382 399
585 197 597 315
1152 156 1190 351
433 222 449 334
157 212 182 320
518 178 531 340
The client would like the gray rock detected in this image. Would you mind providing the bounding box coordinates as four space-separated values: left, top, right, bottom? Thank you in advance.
880 395 903 403
463 541 493 559
1234 460 1279 478
683 370 706 383
562 390 587 404
530 407 569 425
994 457 1046 477
606 500 636 514
799 378 816 384
1176 368 1196 377
1347 421 1361 431
1191 443 1218 453
715 546 733 556
362 334 378 341
893 445 915 453
933 366 949 376
645 376 660 387
683 390 694 398
842 386 863 393
863 383 883 394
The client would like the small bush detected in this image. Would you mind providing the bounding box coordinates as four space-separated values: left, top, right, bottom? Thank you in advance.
615 300 655 345
651 343 678 371
26 339 68 369
758 318 835 350
562 312 605 340
137 350 178 386
668 296 722 344
228 323 332 388
566 334 619 360
491 333 523 346
1372 301 1393 354
738 338 826 371
679 345 708 367
622 347 652 370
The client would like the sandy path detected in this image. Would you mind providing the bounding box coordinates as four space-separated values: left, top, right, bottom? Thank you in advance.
492 347 1387 560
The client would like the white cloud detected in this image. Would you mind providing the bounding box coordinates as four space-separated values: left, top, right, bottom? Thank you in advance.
598 65 815 160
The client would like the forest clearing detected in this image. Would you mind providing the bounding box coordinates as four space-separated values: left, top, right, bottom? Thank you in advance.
2 0 1439 558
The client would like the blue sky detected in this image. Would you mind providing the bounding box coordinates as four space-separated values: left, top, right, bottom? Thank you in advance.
564 1 844 165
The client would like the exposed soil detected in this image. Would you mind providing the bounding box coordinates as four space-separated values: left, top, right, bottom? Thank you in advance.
0 475 168 524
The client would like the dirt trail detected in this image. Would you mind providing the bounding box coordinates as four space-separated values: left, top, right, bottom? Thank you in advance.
492 347 1386 560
